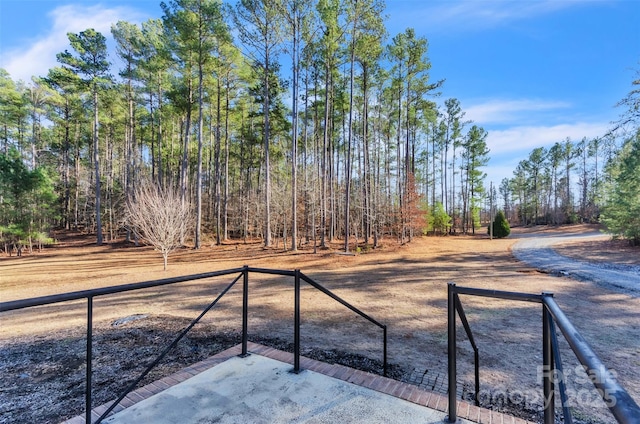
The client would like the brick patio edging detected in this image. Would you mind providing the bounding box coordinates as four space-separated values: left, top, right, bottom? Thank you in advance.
64 342 534 424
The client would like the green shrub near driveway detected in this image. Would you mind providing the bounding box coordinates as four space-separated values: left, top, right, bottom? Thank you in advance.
489 210 511 238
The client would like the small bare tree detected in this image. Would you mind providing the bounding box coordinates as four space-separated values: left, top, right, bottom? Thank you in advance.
126 181 193 270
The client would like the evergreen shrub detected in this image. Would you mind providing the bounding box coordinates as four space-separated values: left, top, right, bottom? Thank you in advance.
489 210 510 238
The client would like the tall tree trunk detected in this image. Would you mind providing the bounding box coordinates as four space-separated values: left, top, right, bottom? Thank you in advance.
321 60 330 248
223 74 231 241
63 101 71 230
344 21 356 253
195 59 204 249
215 78 222 245
303 67 311 245
93 88 103 245
290 12 299 251
329 74 335 242
263 53 272 247
74 122 80 231
126 76 135 242
181 75 193 211
107 129 114 241
157 71 164 187
451 144 456 232
404 77 412 241
362 65 370 245
149 91 156 184
396 70 403 241
431 126 436 214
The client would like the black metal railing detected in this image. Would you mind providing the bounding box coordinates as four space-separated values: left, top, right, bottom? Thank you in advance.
447 283 640 424
0 266 387 424
298 270 387 375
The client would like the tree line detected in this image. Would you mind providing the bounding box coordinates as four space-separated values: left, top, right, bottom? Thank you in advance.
494 66 640 245
1 0 637 253
499 68 640 245
500 136 613 226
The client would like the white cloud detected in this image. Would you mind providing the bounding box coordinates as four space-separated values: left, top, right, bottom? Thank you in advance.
487 121 609 155
2 4 147 82
484 162 519 186
435 1 565 25
482 121 609 184
465 98 571 125
394 0 600 33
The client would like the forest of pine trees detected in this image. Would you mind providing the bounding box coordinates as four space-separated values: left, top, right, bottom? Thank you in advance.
0 0 638 253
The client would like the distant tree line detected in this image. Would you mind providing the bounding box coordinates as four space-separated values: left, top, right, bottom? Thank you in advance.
500 67 640 245
500 136 613 226
0 0 637 252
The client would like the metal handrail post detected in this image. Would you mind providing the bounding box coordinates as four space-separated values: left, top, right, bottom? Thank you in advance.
86 296 93 424
474 349 480 406
241 265 249 357
454 293 480 406
542 294 555 424
543 296 640 423
294 269 301 373
383 325 388 377
447 283 458 423
548 312 573 424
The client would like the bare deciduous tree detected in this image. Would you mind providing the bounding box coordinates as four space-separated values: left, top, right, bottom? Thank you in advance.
126 181 193 270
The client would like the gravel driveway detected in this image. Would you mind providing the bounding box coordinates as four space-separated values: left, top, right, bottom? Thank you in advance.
511 231 640 296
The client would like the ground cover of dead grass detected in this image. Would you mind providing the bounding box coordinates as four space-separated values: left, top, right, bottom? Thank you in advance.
554 238 640 266
1 224 639 423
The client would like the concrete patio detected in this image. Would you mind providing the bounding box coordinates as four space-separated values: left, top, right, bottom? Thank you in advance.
64 342 534 424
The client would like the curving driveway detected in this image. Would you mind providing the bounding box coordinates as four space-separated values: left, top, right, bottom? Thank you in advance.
511 231 640 296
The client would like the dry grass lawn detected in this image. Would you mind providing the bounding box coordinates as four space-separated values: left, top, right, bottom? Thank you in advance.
1 224 638 423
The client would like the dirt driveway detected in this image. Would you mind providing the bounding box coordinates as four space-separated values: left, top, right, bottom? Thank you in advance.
1 225 639 423
512 231 640 295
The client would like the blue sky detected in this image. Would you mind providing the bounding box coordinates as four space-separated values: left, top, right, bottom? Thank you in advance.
1 0 639 187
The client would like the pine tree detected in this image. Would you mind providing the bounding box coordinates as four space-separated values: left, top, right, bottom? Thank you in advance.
234 0 284 247
56 29 111 245
601 132 640 246
489 210 511 239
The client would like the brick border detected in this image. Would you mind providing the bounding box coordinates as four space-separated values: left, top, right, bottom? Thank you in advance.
64 343 534 424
